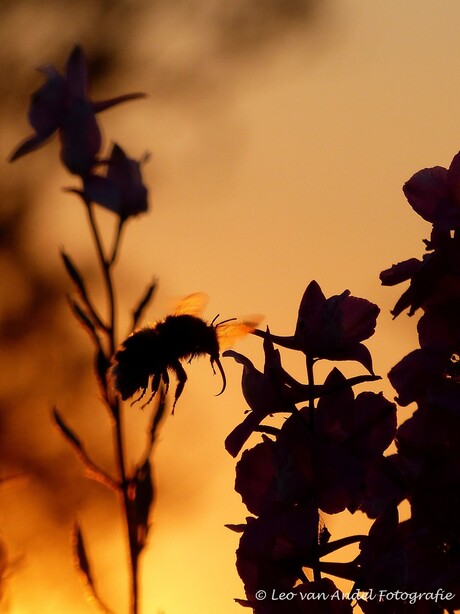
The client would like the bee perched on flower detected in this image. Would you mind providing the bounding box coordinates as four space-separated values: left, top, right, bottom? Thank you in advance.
112 293 263 411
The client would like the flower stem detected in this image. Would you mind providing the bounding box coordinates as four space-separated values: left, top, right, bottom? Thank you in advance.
84 198 117 355
84 199 140 614
306 355 322 583
109 218 125 267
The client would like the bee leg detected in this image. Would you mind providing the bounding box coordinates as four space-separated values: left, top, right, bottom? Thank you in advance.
131 386 148 406
170 360 187 414
139 372 162 409
160 370 169 394
140 392 153 410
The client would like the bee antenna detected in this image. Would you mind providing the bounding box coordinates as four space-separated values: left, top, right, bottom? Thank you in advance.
211 314 220 326
216 317 237 327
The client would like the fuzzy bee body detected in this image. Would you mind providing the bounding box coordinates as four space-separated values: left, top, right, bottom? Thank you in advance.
111 295 262 410
113 314 221 406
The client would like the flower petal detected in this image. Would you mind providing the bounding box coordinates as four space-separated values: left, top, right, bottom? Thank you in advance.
65 45 88 98
83 174 120 213
403 166 449 223
93 92 147 113
9 133 52 162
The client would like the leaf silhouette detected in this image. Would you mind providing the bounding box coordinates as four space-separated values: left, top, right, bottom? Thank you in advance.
132 279 157 330
72 523 114 614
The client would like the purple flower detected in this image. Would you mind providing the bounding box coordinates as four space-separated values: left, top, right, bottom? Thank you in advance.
274 370 396 515
232 506 319 603
223 333 305 457
295 282 379 363
10 45 145 176
381 235 460 317
255 281 379 374
83 144 149 220
403 152 460 231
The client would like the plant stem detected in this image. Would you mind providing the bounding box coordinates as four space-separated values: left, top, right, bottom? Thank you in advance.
109 218 125 267
306 355 322 583
84 199 140 614
114 397 140 614
84 199 117 355
306 356 316 436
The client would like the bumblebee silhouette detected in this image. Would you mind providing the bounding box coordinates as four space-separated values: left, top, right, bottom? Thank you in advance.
112 293 262 410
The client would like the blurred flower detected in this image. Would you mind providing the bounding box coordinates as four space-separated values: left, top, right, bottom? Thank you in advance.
10 45 145 176
83 144 149 220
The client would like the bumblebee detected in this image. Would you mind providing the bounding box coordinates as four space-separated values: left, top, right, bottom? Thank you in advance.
112 293 262 410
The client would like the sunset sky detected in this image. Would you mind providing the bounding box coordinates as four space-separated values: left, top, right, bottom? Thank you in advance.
1 2 460 613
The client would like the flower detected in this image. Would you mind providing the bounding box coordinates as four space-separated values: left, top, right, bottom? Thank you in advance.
223 333 304 457
232 368 395 516
380 235 460 317
10 45 145 176
357 507 460 612
83 144 149 220
254 281 379 374
403 151 460 231
295 282 379 366
232 506 319 603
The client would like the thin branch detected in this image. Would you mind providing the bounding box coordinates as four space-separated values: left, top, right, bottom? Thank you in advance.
80 202 142 614
83 197 117 356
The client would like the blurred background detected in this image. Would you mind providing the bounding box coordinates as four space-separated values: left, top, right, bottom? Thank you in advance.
1 1 460 612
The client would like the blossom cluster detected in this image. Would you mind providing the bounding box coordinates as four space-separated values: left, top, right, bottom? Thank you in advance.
10 46 156 613
226 150 460 612
365 152 460 612
225 281 396 612
11 45 148 221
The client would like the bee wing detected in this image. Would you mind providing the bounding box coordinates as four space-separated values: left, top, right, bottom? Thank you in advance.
174 292 209 316
216 315 264 351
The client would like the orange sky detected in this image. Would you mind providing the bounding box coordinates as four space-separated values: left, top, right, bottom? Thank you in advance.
2 2 460 613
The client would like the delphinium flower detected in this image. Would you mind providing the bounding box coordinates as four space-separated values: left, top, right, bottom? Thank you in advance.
10 46 157 614
226 281 395 611
10 45 145 178
361 148 460 611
